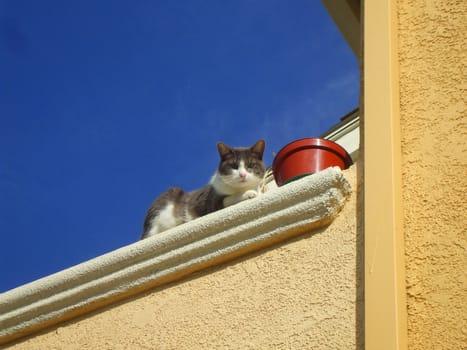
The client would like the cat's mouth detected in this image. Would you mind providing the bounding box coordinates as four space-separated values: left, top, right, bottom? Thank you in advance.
237 179 258 188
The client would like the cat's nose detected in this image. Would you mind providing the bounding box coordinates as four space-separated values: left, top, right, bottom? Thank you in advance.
239 171 247 180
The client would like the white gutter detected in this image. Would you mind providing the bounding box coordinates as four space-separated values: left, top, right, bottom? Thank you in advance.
0 167 351 346
323 114 360 162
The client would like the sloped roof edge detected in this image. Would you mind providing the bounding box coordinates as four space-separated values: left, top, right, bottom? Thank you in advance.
321 109 360 161
0 167 351 346
320 108 359 140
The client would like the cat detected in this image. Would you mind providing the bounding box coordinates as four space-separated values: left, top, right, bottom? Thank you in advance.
140 140 266 239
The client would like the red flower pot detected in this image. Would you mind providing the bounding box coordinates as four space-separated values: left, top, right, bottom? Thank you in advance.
272 138 353 186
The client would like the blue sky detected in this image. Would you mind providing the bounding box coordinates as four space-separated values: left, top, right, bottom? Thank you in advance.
0 1 358 292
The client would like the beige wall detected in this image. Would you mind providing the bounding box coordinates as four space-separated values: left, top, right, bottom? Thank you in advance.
8 167 360 349
398 1 466 349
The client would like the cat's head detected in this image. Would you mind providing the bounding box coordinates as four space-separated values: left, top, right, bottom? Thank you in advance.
210 140 266 195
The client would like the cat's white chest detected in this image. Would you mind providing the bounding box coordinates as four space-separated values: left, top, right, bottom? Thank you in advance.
223 189 258 207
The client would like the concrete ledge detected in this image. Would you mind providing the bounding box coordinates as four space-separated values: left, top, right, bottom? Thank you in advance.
0 167 351 346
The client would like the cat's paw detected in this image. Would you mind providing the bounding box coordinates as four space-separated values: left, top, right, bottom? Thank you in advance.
242 190 258 200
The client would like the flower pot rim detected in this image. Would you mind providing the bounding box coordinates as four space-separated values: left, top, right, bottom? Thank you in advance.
272 137 353 170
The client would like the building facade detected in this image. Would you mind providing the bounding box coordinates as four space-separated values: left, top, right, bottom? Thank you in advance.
1 1 466 349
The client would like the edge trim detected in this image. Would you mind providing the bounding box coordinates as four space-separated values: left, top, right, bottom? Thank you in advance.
363 1 408 349
0 167 351 345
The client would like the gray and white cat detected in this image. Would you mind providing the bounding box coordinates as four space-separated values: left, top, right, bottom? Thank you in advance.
141 140 266 239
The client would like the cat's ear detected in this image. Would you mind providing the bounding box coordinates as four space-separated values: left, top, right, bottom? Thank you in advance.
217 142 232 159
250 140 265 159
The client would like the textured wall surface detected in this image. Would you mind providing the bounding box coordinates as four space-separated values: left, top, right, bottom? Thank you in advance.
398 1 467 349
8 167 361 349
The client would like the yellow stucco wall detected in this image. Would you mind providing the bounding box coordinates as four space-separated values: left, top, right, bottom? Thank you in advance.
7 167 361 349
398 1 467 349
